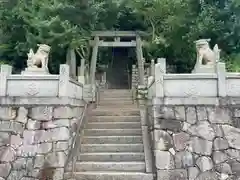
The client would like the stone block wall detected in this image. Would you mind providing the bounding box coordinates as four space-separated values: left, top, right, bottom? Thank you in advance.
0 97 85 180
151 98 240 180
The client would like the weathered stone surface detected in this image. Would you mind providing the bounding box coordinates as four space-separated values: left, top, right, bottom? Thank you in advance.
174 106 185 120
234 108 240 118
23 130 35 145
196 156 213 172
34 155 45 168
233 118 240 128
0 163 11 178
188 121 215 141
45 152 66 168
157 169 187 180
182 151 194 168
53 168 64 180
229 160 240 176
7 170 25 180
182 122 191 132
154 130 173 150
215 163 232 174
27 169 39 178
188 137 212 156
27 119 41 130
37 143 52 154
155 150 175 169
175 152 184 168
188 167 200 180
0 147 16 162
16 107 28 123
72 107 83 117
53 141 68 151
54 106 73 119
212 125 224 137
0 121 24 134
213 138 229 150
169 148 176 155
156 119 182 132
26 158 34 171
20 177 36 180
196 107 208 121
222 125 240 149
42 119 70 129
173 132 190 151
17 144 37 157
10 135 23 149
186 107 197 124
29 106 53 121
35 127 70 143
0 132 9 146
208 107 231 124
195 171 219 180
12 158 26 170
213 151 228 164
0 107 15 120
225 149 240 161
175 151 194 168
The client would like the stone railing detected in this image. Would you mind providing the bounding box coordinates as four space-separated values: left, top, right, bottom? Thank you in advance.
144 59 240 180
151 58 240 98
0 64 86 180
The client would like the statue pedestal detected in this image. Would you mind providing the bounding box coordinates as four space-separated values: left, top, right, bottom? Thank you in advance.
192 64 216 73
21 68 49 75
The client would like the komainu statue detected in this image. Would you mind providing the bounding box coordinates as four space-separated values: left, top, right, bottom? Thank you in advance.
192 39 220 73
195 39 215 65
27 44 51 72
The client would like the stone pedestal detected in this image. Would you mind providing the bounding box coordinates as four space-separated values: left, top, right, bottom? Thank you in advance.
192 64 216 73
21 68 49 75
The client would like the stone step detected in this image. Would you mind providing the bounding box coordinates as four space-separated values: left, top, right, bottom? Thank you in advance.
90 116 140 122
98 101 135 106
101 89 132 94
82 136 143 144
87 122 141 129
75 162 145 172
92 109 140 116
84 129 142 136
79 152 145 162
81 144 144 153
100 97 133 102
66 172 154 180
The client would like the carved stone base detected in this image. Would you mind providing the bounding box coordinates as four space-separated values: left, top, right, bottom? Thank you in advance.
192 64 216 73
21 68 49 75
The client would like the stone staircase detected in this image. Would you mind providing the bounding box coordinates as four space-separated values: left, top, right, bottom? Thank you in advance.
72 89 154 180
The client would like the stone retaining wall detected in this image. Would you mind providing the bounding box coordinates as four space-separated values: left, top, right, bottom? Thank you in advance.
151 98 240 180
0 97 85 180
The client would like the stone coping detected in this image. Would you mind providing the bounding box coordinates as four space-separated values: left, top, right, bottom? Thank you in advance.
151 97 240 106
164 73 217 79
0 96 86 106
7 74 59 80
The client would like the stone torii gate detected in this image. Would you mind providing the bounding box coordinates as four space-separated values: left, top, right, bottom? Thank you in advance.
89 31 146 87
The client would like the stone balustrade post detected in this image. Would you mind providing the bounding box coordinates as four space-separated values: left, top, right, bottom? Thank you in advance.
151 59 155 77
214 44 227 97
58 64 70 97
155 58 166 98
217 62 226 97
0 64 12 96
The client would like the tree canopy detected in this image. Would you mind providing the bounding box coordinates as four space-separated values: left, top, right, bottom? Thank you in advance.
0 0 240 73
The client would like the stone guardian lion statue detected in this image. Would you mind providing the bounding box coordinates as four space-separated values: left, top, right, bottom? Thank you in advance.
27 44 51 72
192 39 220 73
195 39 215 66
